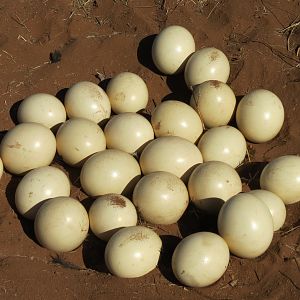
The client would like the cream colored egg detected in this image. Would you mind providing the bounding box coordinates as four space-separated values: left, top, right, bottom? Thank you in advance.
152 25 195 75
0 157 3 179
218 193 274 258
139 136 203 183
56 118 106 167
151 100 203 143
17 93 66 131
260 155 300 204
89 194 138 241
236 89 284 143
188 161 242 214
105 226 162 278
197 126 247 168
172 232 229 287
190 80 236 128
64 81 111 124
15 166 70 220
106 72 148 114
184 48 230 89
133 171 189 225
249 190 286 231
34 196 89 252
104 113 154 154
80 149 141 197
0 123 56 175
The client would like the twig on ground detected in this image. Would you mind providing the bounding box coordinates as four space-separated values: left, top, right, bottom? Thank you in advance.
29 61 50 72
278 16 300 34
11 14 30 32
250 40 300 68
86 31 122 39
278 15 300 54
207 1 220 19
17 35 29 43
1 50 16 63
260 0 284 26
246 148 251 163
281 225 300 237
279 271 300 290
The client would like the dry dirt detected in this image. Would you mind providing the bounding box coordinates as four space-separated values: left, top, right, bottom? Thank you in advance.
0 0 300 299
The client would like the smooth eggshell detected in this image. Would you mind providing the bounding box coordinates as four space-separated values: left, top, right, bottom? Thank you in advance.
15 166 71 220
105 226 162 278
190 80 236 128
0 123 56 175
0 157 3 179
152 25 195 75
184 48 230 89
133 171 189 224
139 136 203 183
248 190 286 231
197 126 247 168
34 196 89 252
17 93 66 131
236 89 284 143
106 72 148 114
64 81 111 124
218 193 274 258
188 161 242 214
172 232 230 287
260 155 300 204
104 113 154 154
56 118 106 167
80 149 141 197
151 100 203 143
89 194 138 241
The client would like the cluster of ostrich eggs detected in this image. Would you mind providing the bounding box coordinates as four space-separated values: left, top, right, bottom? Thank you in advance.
0 25 297 288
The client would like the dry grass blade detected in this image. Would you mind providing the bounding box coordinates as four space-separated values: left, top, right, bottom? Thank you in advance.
69 0 93 18
207 1 220 19
278 15 300 55
280 225 300 237
278 15 300 34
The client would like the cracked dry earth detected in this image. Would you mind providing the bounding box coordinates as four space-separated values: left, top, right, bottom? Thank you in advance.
0 0 300 299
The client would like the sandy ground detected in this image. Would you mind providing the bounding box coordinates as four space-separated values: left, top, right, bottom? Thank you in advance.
0 0 299 299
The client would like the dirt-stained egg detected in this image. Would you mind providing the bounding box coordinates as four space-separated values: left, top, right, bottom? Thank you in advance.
197 126 247 168
56 118 106 167
105 226 162 278
89 194 138 241
152 25 195 75
184 48 230 89
151 100 203 143
190 80 236 128
106 72 148 114
172 232 230 287
218 193 274 258
80 149 141 197
260 155 300 204
139 136 203 183
64 81 111 124
0 123 56 175
104 113 154 154
17 93 66 131
236 89 284 143
15 166 71 220
188 161 242 214
34 196 89 252
133 171 189 225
